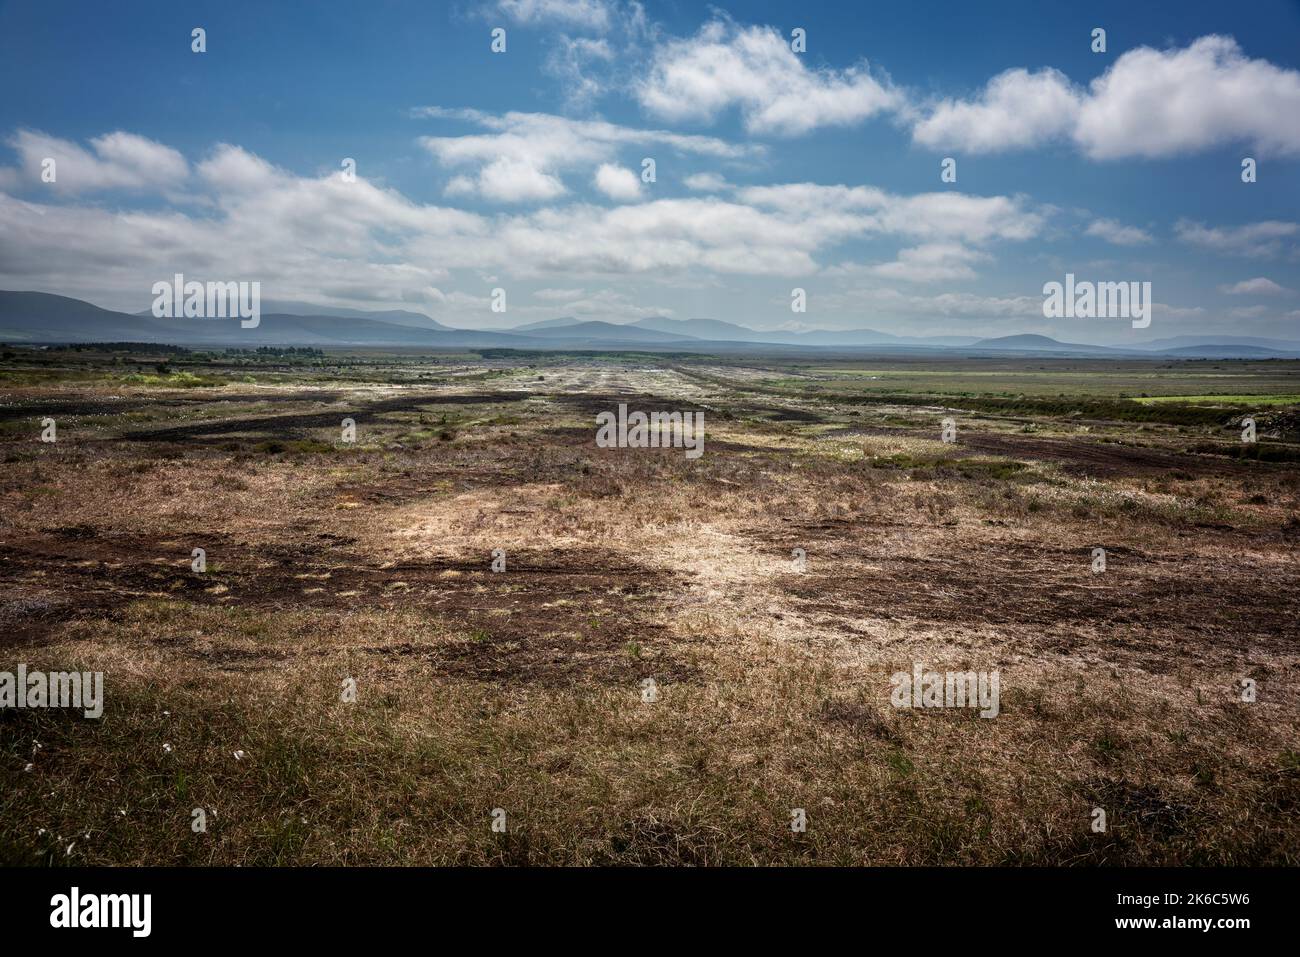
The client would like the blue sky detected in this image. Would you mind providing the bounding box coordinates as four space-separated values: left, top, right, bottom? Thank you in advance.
1 0 1299 342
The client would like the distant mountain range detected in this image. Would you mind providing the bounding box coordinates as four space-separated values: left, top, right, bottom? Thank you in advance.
3 291 1299 358
963 333 1300 358
168 299 456 331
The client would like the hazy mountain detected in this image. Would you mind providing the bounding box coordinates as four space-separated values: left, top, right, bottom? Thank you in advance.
630 316 774 341
787 328 982 347
970 333 1297 358
520 317 984 349
2 291 532 347
135 299 453 331
784 327 897 345
970 334 1119 354
1136 335 1300 354
231 315 534 347
518 320 698 342
3 291 177 342
508 316 583 332
1160 344 1291 358
256 300 453 330
139 312 530 347
3 292 698 347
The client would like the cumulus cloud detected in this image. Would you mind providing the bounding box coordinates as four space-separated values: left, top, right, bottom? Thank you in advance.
1219 277 1290 295
416 107 756 202
197 143 281 192
636 19 902 135
0 130 1049 320
1175 219 1300 258
3 129 188 193
1075 36 1300 159
593 163 642 201
737 183 1044 246
0 140 487 313
498 198 824 275
1085 218 1154 246
912 36 1300 159
450 157 567 202
913 69 1080 154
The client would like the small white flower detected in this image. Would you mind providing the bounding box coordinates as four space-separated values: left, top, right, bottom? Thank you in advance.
162 743 172 753
233 750 246 761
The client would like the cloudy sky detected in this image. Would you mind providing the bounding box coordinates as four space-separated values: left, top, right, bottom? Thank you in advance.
1 0 1299 342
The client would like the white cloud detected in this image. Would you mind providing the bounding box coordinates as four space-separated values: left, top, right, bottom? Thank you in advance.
0 130 1057 327
683 172 730 192
197 143 281 192
593 163 642 201
474 157 567 202
1076 36 1300 159
912 36 1300 159
2 131 1044 320
490 0 612 31
545 35 616 109
499 198 823 275
1152 303 1209 322
533 2 652 109
416 107 756 203
738 183 1043 246
545 287 670 319
913 69 1080 154
1085 218 1154 246
816 285 1045 321
3 129 188 193
1219 277 1290 295
868 243 988 283
880 192 1043 243
1176 219 1300 258
0 141 487 314
636 19 902 135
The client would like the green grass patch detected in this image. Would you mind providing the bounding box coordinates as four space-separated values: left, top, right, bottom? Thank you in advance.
1134 394 1300 406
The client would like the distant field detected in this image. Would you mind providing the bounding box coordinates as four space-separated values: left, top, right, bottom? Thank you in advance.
794 361 1300 400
